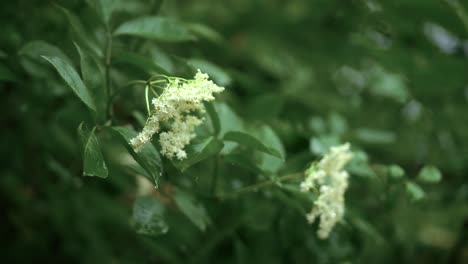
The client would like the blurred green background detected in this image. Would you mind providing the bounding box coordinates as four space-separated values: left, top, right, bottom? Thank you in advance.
1 0 468 263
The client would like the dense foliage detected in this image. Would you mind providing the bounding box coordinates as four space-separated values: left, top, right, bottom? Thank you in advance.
1 0 468 263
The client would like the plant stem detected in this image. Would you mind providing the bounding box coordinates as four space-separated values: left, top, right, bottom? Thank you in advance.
105 28 113 120
211 156 220 195
219 172 304 199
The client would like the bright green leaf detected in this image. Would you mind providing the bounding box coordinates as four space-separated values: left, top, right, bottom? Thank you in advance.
78 123 108 178
418 165 442 183
405 181 425 201
114 16 194 42
188 59 231 86
388 164 405 179
42 56 96 111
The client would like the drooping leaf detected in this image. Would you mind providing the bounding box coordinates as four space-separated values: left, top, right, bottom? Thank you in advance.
78 123 108 178
173 188 211 231
224 131 283 159
114 16 194 42
418 165 442 183
132 196 168 236
110 126 163 187
42 56 96 111
172 137 224 172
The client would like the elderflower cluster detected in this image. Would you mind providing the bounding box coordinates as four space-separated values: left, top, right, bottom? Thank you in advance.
130 70 224 159
300 143 353 239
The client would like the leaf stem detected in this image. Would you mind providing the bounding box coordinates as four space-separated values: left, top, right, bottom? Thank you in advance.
219 172 304 199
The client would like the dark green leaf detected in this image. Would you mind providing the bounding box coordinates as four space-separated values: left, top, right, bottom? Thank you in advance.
113 50 170 75
114 16 194 42
78 123 108 178
172 137 224 172
132 196 168 236
224 153 268 176
57 6 102 57
224 131 283 159
173 189 211 231
42 56 96 111
418 165 442 183
110 126 163 187
74 43 106 120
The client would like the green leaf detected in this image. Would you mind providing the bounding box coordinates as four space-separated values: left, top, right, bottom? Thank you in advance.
114 16 194 42
57 6 102 57
113 50 170 75
74 43 106 120
173 189 211 231
188 59 231 86
132 196 168 236
19 40 72 63
86 0 118 24
186 23 224 43
172 137 224 172
224 131 283 159
42 56 96 111
405 181 425 201
418 165 442 183
253 125 286 175
224 153 268 176
204 102 221 136
78 123 108 178
110 126 163 187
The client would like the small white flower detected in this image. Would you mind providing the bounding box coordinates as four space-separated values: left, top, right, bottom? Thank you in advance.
130 70 224 159
300 143 353 239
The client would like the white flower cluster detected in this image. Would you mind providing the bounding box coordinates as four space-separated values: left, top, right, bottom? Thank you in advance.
300 143 353 239
130 70 224 159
